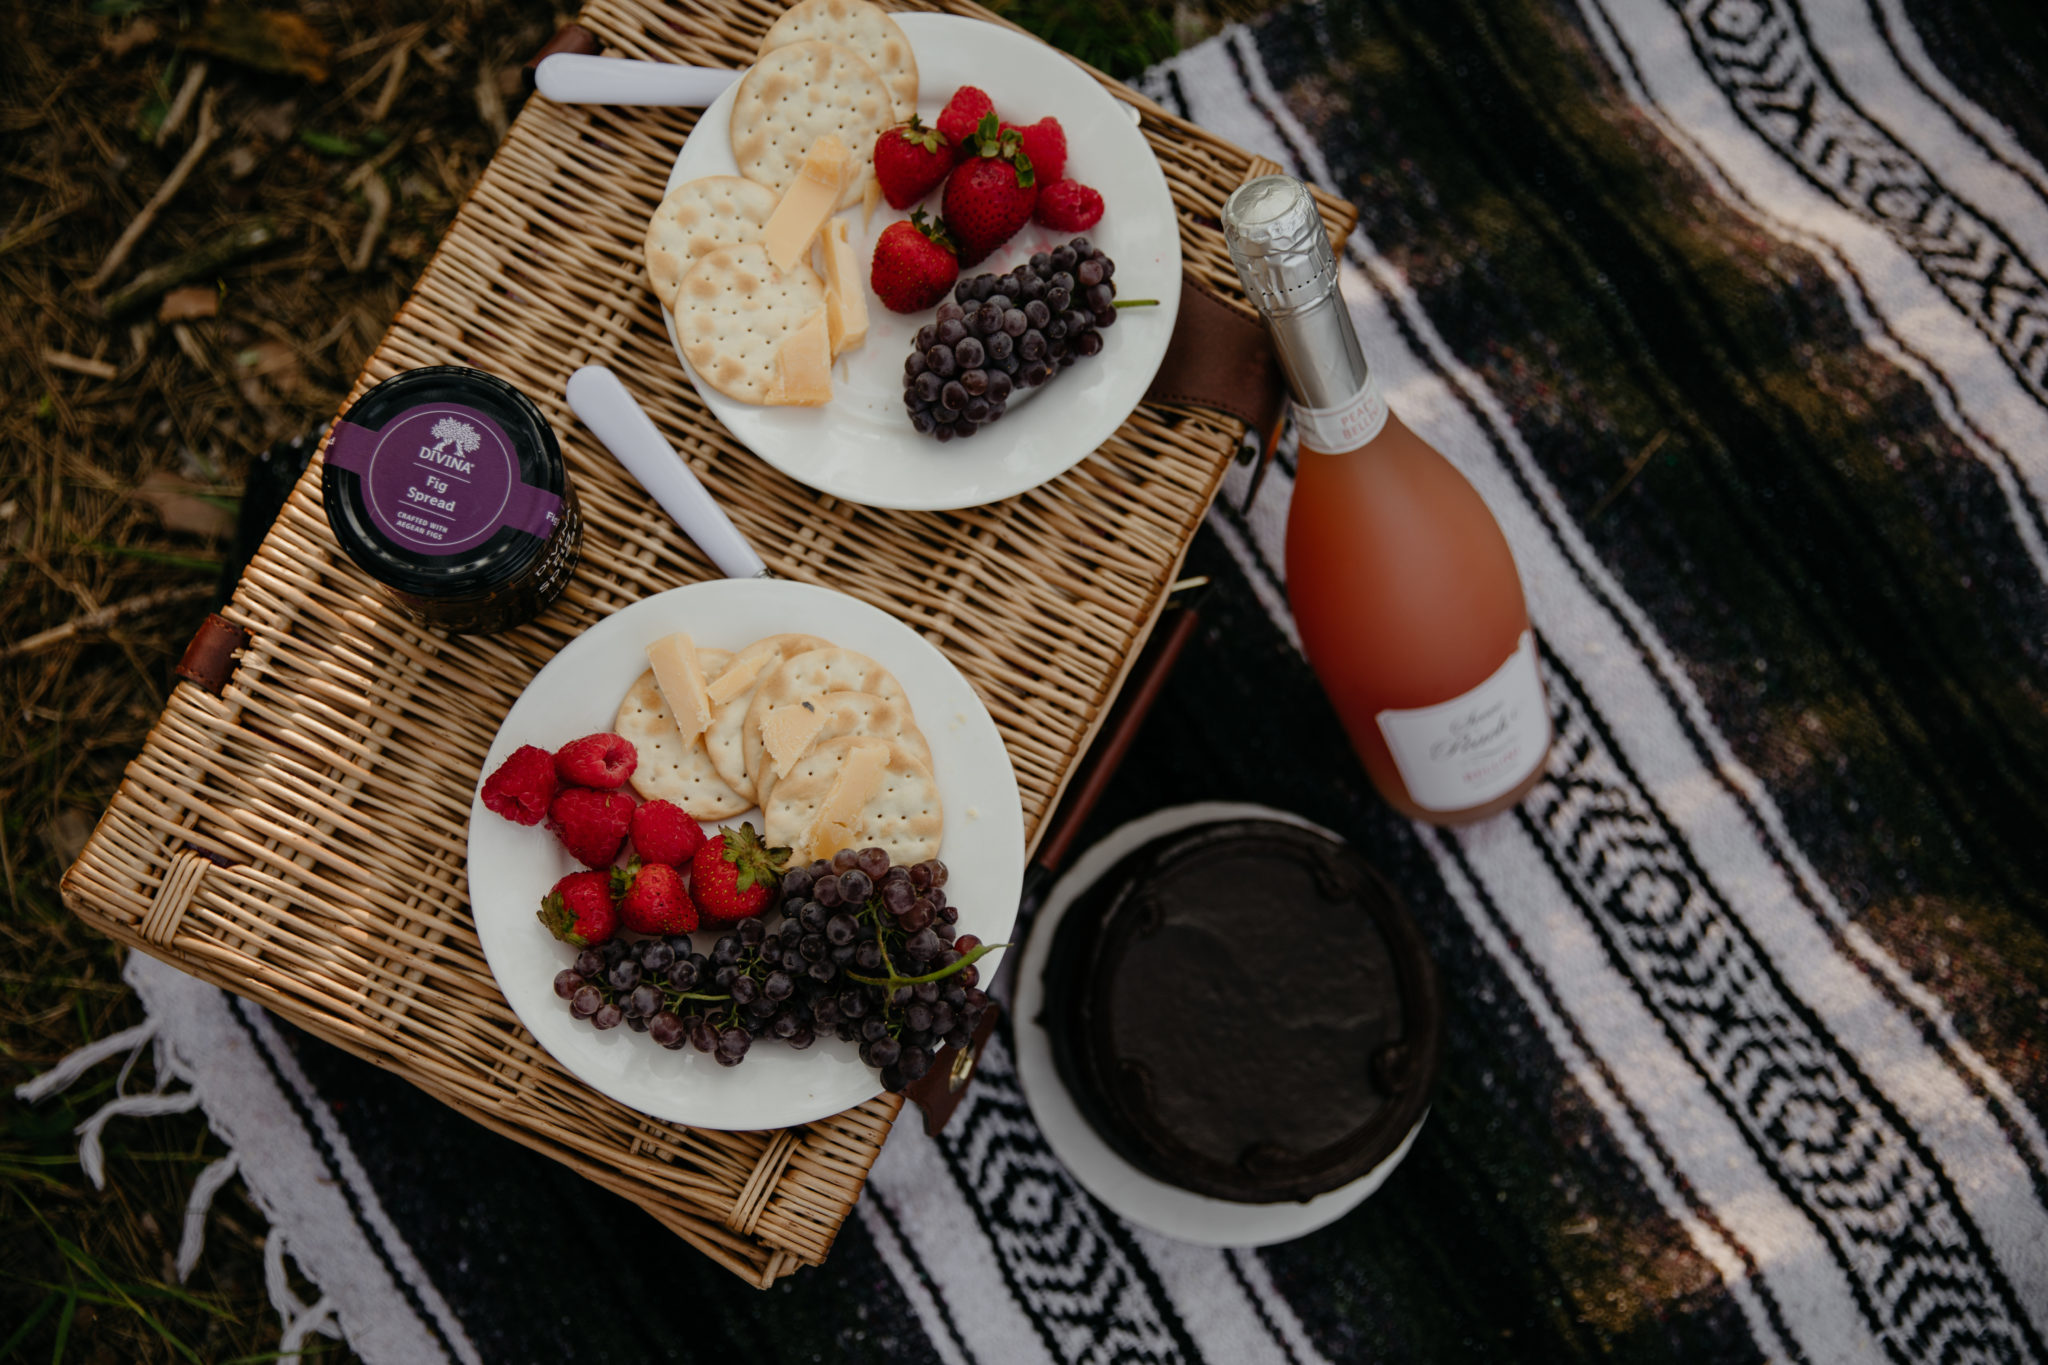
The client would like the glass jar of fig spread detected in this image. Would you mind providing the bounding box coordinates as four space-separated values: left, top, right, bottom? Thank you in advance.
321 366 580 635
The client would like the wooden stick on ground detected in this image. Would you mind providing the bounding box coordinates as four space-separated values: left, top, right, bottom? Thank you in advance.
101 219 277 318
155 60 210 147
350 174 392 272
0 584 214 663
86 91 223 292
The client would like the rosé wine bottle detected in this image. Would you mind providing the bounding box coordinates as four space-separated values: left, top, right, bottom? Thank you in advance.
1223 176 1549 824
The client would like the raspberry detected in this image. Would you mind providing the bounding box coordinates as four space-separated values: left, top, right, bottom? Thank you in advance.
481 745 557 826
554 733 637 789
1034 180 1103 232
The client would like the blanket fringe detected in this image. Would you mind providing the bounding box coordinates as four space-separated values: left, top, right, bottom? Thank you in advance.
265 1230 344 1345
177 1152 241 1283
14 1012 339 1353
13 1019 156 1103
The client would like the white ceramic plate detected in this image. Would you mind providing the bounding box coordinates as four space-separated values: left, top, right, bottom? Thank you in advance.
468 579 1025 1131
1012 802 1425 1246
663 12 1183 510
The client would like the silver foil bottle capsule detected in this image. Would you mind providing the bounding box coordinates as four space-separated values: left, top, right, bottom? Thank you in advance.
1221 174 1369 409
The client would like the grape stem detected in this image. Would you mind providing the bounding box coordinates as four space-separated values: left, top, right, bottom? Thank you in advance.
1111 298 1160 308
664 990 732 1006
846 940 1007 989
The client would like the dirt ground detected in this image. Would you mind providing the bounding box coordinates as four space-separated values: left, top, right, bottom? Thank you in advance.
0 0 1219 1356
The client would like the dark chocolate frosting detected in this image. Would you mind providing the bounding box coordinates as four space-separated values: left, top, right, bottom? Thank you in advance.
1041 818 1440 1203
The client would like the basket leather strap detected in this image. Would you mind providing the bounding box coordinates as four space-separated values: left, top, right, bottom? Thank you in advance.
1141 277 1285 438
523 23 601 88
175 613 250 696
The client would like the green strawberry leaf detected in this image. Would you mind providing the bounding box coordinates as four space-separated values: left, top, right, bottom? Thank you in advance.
909 207 956 251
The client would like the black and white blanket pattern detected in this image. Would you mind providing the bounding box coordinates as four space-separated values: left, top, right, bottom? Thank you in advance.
25 2 2048 1360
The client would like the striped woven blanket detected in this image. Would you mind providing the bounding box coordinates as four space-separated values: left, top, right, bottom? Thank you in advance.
28 1 2048 1359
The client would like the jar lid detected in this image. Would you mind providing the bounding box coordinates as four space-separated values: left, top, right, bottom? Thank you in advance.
322 366 566 599
1043 817 1442 1204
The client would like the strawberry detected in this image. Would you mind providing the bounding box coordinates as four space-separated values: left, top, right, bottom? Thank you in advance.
1034 179 1104 232
613 859 698 935
553 732 637 789
631 799 705 866
537 870 618 947
942 115 1037 266
689 822 789 924
874 114 953 209
547 786 636 868
870 209 959 313
481 745 557 826
1001 117 1067 185
936 86 995 159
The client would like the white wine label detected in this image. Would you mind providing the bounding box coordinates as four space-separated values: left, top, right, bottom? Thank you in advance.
1376 632 1549 813
1290 371 1389 452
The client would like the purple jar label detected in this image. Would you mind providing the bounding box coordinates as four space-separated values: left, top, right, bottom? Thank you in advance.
326 402 561 555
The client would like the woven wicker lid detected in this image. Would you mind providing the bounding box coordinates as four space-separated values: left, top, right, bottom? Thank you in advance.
1042 817 1442 1204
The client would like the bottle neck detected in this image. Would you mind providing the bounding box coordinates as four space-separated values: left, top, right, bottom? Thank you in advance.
1267 289 1388 453
1267 288 1370 409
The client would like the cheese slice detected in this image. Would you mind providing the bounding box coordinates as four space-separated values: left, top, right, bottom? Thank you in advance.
861 172 883 228
646 631 713 739
807 817 861 864
800 740 889 859
766 308 832 406
819 218 869 357
706 652 768 707
760 699 830 781
761 134 851 272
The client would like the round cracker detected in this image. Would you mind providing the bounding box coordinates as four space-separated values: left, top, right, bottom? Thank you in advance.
616 656 751 820
763 735 943 865
730 39 890 209
676 244 827 403
744 646 905 773
759 0 918 123
703 633 834 801
747 690 930 807
643 175 778 311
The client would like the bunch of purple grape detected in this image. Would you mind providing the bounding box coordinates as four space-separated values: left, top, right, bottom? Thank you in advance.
551 848 997 1089
552 933 724 1051
903 238 1118 443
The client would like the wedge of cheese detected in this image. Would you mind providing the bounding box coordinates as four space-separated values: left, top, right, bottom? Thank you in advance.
862 172 883 228
800 740 890 860
819 217 869 358
646 631 712 739
706 652 769 708
760 698 830 782
761 134 852 272
766 308 832 406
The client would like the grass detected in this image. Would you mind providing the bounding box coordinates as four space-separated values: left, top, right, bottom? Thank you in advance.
0 0 1243 1356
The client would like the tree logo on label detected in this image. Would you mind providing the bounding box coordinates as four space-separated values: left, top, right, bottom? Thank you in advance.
428 418 482 457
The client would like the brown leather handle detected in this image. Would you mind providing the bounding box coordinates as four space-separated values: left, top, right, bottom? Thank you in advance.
1142 278 1286 438
1035 601 1203 877
175 614 251 696
524 24 602 88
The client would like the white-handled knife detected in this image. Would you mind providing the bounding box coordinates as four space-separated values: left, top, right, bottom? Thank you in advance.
565 365 770 580
534 54 741 107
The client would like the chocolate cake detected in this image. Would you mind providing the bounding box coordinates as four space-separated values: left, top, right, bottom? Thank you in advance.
1041 818 1440 1203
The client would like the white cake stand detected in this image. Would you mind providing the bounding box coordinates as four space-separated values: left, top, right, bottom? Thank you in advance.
1010 801 1427 1246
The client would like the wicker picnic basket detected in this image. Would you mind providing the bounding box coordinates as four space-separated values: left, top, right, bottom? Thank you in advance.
61 0 1356 1287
